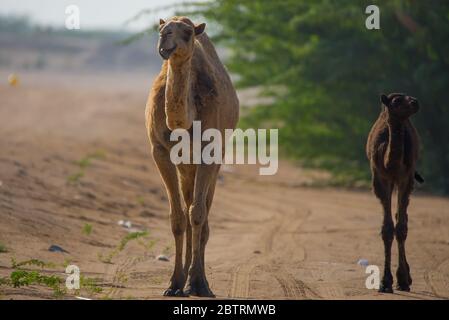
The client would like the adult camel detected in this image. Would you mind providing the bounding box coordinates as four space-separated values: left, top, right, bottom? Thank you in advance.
145 16 239 297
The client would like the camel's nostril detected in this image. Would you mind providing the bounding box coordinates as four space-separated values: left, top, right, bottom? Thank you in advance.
410 100 420 113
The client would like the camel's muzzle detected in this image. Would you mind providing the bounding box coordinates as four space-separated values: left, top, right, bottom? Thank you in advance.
410 98 419 113
159 45 177 60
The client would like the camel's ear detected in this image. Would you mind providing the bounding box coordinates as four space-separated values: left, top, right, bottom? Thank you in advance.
159 19 166 26
194 23 206 35
380 94 390 106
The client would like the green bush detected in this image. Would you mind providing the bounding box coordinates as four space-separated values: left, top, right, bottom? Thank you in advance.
172 0 449 193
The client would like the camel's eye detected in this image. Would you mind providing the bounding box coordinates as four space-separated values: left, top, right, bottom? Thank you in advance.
392 97 403 107
161 30 172 37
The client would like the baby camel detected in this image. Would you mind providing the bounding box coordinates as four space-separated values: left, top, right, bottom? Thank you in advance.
145 17 239 297
366 93 423 293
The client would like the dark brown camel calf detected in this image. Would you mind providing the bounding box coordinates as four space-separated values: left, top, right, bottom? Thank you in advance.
366 93 423 293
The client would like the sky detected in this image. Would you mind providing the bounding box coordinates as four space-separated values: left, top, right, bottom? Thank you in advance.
0 0 188 31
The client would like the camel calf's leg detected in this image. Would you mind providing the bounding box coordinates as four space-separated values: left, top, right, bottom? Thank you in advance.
373 173 394 293
395 177 413 291
152 144 187 296
185 164 219 297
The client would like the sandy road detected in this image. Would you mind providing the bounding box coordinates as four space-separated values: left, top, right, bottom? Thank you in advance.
0 71 448 299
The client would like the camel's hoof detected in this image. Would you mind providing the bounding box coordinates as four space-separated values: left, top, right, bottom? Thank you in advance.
396 284 410 292
396 269 412 291
396 277 412 292
163 288 188 297
185 284 215 297
378 284 394 293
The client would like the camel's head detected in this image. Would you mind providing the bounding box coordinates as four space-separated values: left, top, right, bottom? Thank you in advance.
157 17 206 60
381 93 420 120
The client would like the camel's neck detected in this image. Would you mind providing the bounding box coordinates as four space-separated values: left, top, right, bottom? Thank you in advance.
384 116 405 170
165 58 195 130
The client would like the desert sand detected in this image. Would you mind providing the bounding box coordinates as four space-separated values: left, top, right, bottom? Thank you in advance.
0 70 448 300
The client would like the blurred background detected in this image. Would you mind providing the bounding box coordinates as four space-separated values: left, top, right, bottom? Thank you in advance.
1 0 448 193
0 0 179 79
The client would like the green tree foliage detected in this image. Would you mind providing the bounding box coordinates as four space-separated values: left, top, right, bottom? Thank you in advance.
180 0 449 193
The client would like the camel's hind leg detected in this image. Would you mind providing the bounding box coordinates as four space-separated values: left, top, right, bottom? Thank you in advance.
152 144 186 297
373 172 394 293
395 176 413 291
185 164 219 297
199 173 218 284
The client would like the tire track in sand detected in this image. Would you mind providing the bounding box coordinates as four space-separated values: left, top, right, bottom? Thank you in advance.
273 271 321 299
424 256 449 299
228 221 281 298
228 185 314 299
263 209 321 299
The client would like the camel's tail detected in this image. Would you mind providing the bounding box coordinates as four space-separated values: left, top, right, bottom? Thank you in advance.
414 171 424 184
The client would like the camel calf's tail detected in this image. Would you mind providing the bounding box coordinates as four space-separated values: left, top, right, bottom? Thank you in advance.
414 171 424 184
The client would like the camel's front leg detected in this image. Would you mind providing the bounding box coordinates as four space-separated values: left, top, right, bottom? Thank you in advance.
395 177 413 291
152 144 187 297
185 164 219 297
373 172 394 293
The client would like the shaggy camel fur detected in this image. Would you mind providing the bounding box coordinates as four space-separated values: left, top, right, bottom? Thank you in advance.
366 93 423 293
145 17 239 297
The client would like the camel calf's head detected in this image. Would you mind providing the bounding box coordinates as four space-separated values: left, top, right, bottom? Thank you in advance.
158 17 206 61
381 93 420 120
